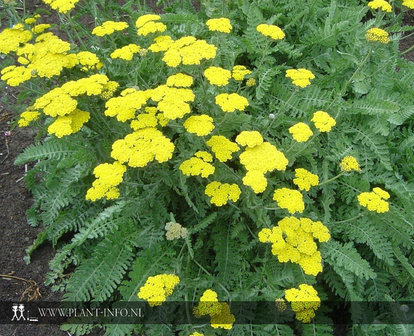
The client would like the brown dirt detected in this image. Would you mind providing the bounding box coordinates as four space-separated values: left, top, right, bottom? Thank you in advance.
0 1 411 335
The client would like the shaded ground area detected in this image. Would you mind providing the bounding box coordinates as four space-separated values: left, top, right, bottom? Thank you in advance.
0 1 412 335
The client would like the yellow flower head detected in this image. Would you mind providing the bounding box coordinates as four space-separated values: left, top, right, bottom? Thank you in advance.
180 157 215 178
183 115 215 136
135 14 166 36
259 217 329 275
246 78 256 87
285 284 320 323
256 24 285 40
402 0 414 9
366 28 390 44
273 188 305 214
92 21 128 36
235 131 263 148
47 108 90 138
205 181 241 206
204 66 231 86
232 65 251 81
195 151 213 162
166 73 193 87
340 156 361 172
161 37 217 67
242 170 267 193
111 128 175 167
239 142 288 173
43 0 81 14
18 109 41 127
85 161 126 201
368 0 392 12
293 168 319 191
206 135 239 162
289 122 313 142
194 289 235 330
206 17 232 33
110 44 141 61
285 68 315 88
137 274 180 307
357 187 390 213
311 111 336 132
215 93 249 112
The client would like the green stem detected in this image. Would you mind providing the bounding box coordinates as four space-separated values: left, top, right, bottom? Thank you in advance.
318 172 345 187
186 244 230 299
265 88 298 134
340 48 373 96
401 44 414 56
257 40 270 69
329 214 363 224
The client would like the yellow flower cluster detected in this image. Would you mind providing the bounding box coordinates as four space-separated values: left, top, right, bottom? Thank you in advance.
235 131 263 148
285 284 320 323
34 88 77 117
0 24 32 54
288 122 313 142
30 74 108 137
150 35 217 67
179 153 215 178
47 108 90 138
150 85 195 120
137 274 180 307
183 114 215 136
246 78 256 87
239 142 288 193
285 68 315 88
164 221 188 240
193 289 235 329
42 0 81 14
205 181 241 206
258 217 330 276
232 65 251 81
110 44 141 61
77 51 103 71
366 28 390 44
1 31 84 86
85 162 126 201
293 168 319 191
189 333 204 336
256 24 285 40
357 187 390 213
135 14 166 36
61 74 110 96
24 14 41 25
92 21 128 36
368 0 392 12
18 109 41 127
194 151 213 162
403 0 414 9
111 128 175 167
340 156 361 172
273 188 304 214
215 93 249 112
105 88 149 122
206 135 239 162
204 66 231 86
100 81 120 99
166 73 193 87
130 107 168 130
206 17 232 33
311 111 336 132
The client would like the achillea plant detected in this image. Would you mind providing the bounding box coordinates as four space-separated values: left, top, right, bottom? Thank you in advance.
1 0 413 335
